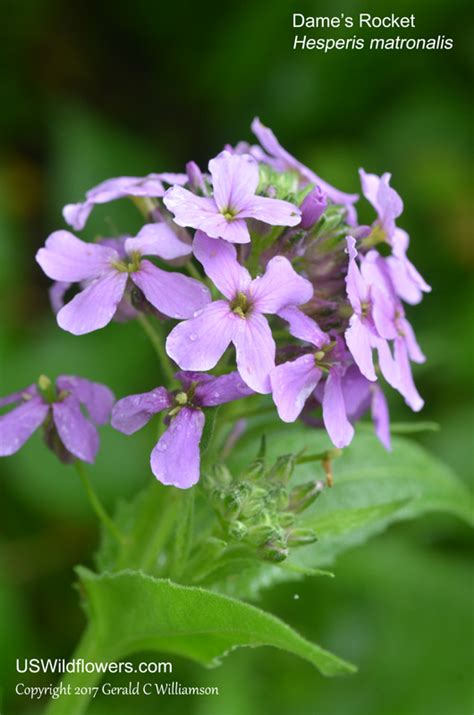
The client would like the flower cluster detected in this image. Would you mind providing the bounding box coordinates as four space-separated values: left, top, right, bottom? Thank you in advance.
1 118 430 488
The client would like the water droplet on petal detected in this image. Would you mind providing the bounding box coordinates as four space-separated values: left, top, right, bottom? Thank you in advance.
157 442 168 452
189 333 197 342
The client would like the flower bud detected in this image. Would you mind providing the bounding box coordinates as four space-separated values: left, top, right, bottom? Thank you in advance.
288 480 325 513
300 187 328 230
267 454 297 484
229 521 247 540
186 161 207 194
287 528 318 546
260 541 289 563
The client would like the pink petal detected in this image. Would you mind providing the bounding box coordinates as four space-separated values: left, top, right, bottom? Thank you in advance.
36 231 119 282
63 203 94 231
371 385 391 450
166 301 236 371
163 186 217 229
0 397 49 456
373 336 399 391
56 376 115 425
111 388 171 434
125 223 191 260
151 407 205 488
203 216 250 244
52 397 99 463
345 317 376 382
195 371 254 406
57 270 128 335
239 195 301 227
278 306 329 348
209 151 259 213
394 339 424 412
233 313 275 394
132 260 210 320
250 257 313 315
345 237 368 310
322 369 354 448
193 232 251 299
271 355 322 422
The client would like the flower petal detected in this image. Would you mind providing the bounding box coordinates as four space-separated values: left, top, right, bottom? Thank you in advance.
195 371 254 406
345 237 367 310
56 376 115 425
233 313 275 394
394 338 424 412
151 407 205 488
125 223 191 260
163 186 217 229
239 195 301 227
131 260 210 319
250 256 313 314
345 316 376 381
371 385 391 450
202 216 250 244
271 355 322 422
111 388 171 434
0 384 37 408
52 397 99 463
57 270 128 335
322 369 354 448
359 169 403 237
0 397 48 456
209 151 259 213
193 232 251 299
63 202 94 231
36 231 119 282
278 306 329 348
373 336 399 391
166 301 236 371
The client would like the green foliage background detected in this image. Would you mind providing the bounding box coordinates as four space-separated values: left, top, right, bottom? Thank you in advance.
0 0 472 713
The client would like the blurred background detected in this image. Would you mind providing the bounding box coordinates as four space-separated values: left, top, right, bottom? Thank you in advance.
0 0 472 713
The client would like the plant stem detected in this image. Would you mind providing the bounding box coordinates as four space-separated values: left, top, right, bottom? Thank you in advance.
44 626 102 715
185 259 203 281
137 313 175 384
75 462 125 545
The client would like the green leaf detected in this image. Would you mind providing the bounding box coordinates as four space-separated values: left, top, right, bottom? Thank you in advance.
77 568 355 677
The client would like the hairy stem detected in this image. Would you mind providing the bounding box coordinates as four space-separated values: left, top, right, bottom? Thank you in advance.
43 626 102 715
75 462 126 545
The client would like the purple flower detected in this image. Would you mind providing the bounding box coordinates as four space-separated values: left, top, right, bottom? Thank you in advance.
359 169 431 304
48 237 139 322
271 307 356 448
36 225 210 335
251 118 359 224
111 371 253 488
63 173 188 231
0 376 114 463
337 365 391 450
163 150 301 244
360 250 425 412
166 232 313 393
344 237 400 390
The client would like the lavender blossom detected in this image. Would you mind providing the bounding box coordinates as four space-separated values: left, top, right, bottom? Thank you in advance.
359 169 431 304
36 226 210 335
166 232 313 393
111 371 253 488
163 150 301 244
0 376 114 463
63 173 188 231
